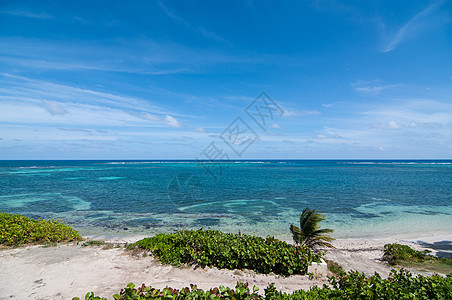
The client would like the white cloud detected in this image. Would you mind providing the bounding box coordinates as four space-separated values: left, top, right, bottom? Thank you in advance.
270 123 280 129
0 100 142 126
157 0 228 43
409 121 418 128
0 74 170 116
0 74 192 122
362 99 452 124
283 108 320 117
383 120 403 129
380 0 447 52
285 95 452 159
165 115 181 128
0 9 53 19
370 120 405 130
136 112 161 121
352 80 399 95
42 100 68 116
0 74 193 134
224 95 254 102
0 36 293 77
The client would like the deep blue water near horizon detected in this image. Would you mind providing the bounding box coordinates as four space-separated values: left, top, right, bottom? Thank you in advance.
1 160 451 239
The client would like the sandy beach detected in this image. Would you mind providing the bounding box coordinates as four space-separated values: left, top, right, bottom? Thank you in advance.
1 234 450 300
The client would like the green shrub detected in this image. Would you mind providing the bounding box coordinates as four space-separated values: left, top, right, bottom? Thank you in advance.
0 212 82 246
82 240 106 247
133 230 322 276
325 260 346 277
327 269 452 300
383 243 452 274
79 269 452 300
383 243 431 265
77 281 261 300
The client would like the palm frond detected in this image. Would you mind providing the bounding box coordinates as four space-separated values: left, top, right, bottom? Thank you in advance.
290 207 335 251
290 224 303 245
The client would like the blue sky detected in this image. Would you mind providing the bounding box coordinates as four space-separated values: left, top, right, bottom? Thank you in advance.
0 0 451 159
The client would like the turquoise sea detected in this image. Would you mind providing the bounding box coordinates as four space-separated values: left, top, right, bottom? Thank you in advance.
0 160 451 240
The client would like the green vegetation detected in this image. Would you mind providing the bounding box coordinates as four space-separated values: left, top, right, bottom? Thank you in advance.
82 240 121 250
131 229 321 276
383 243 452 274
290 207 334 250
78 269 452 300
383 243 431 264
0 212 82 246
82 240 106 247
325 259 346 277
323 269 452 300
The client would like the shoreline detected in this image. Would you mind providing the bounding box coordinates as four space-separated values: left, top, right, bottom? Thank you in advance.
1 233 450 299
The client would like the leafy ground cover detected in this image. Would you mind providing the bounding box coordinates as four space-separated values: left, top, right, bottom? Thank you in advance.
77 269 452 300
383 243 452 274
0 212 82 246
131 230 322 276
82 240 107 247
324 260 346 277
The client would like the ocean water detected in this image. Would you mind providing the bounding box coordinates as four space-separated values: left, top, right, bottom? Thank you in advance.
0 160 451 240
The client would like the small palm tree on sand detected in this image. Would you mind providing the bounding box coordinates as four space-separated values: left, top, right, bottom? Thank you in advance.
290 207 335 250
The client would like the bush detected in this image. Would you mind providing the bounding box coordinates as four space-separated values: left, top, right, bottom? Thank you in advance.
77 281 261 300
0 212 82 246
133 230 322 276
383 243 452 274
82 240 106 247
383 243 430 265
325 260 346 277
79 269 452 300
326 269 452 300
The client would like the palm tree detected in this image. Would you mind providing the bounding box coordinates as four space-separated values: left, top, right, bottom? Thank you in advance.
290 207 335 250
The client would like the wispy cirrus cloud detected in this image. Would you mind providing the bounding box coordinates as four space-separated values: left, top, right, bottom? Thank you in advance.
380 0 447 52
282 107 320 117
42 100 68 116
306 97 452 157
0 37 276 75
0 73 211 159
165 115 182 128
352 80 400 95
0 9 53 19
0 74 184 128
0 38 196 75
371 120 403 130
362 98 452 125
157 0 228 44
157 0 190 26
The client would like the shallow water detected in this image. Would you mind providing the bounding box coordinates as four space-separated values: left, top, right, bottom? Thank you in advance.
0 160 451 239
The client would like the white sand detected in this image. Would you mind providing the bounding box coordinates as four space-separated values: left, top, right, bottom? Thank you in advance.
0 234 450 300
